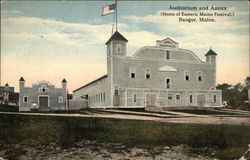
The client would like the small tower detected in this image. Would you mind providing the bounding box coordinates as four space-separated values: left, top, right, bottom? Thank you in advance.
19 77 25 89
205 48 217 64
5 83 9 90
205 48 217 88
105 31 128 57
62 78 67 89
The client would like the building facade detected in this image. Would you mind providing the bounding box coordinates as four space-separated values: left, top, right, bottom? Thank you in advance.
19 77 68 111
73 31 222 108
0 83 19 105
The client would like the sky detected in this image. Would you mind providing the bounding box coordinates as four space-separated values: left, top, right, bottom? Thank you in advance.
1 1 249 93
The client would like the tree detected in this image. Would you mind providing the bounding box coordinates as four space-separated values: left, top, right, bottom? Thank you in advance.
244 76 250 89
216 79 249 108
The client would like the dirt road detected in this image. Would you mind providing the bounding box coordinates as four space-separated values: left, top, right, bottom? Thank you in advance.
1 109 249 126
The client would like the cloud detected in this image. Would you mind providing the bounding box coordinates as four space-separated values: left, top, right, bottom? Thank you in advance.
1 6 249 92
1 9 22 15
1 16 117 91
121 9 249 85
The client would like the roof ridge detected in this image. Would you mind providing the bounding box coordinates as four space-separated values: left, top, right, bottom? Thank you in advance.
105 31 128 45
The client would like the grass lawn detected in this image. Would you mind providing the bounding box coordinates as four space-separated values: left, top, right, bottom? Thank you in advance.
0 114 249 159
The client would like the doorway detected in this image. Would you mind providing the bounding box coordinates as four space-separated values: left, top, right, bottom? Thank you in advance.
197 94 206 107
146 94 157 107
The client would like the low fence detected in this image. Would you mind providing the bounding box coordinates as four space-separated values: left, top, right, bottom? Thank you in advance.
68 100 88 110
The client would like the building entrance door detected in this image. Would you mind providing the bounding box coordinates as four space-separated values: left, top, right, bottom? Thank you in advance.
39 96 49 107
146 94 157 107
197 94 206 107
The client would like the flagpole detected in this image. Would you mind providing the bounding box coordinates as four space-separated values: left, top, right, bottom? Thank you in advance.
111 8 115 35
115 0 118 31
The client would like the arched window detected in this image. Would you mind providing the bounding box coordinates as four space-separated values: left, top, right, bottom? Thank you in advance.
145 68 151 79
185 70 190 81
197 71 202 81
130 67 136 78
165 78 171 89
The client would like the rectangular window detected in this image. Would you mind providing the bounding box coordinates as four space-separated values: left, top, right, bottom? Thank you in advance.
166 78 171 89
145 68 151 79
189 95 193 103
133 93 137 103
114 84 119 96
168 93 172 100
176 94 180 103
58 96 63 103
130 67 136 78
166 50 170 60
213 95 216 103
23 96 28 103
103 92 105 102
116 44 122 54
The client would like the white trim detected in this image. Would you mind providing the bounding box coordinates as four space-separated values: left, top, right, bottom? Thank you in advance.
113 55 210 65
158 65 178 72
125 90 128 106
38 95 50 107
110 41 114 106
130 46 204 63
145 68 151 79
23 96 28 103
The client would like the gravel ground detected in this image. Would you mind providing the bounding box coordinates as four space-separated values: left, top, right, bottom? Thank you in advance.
2 140 216 160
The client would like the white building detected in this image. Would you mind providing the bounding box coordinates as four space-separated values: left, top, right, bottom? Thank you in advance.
19 77 68 111
73 31 222 108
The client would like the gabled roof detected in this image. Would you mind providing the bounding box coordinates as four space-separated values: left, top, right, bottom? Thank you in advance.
19 77 25 81
205 49 217 56
105 31 128 45
73 75 108 92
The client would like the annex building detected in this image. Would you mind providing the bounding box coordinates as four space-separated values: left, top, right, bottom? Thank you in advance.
0 83 18 106
73 31 222 108
19 77 68 111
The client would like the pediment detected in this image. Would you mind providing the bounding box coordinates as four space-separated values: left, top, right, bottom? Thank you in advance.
158 65 178 72
156 37 179 48
161 38 178 44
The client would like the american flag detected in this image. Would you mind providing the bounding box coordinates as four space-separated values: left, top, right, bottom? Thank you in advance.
102 4 116 16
